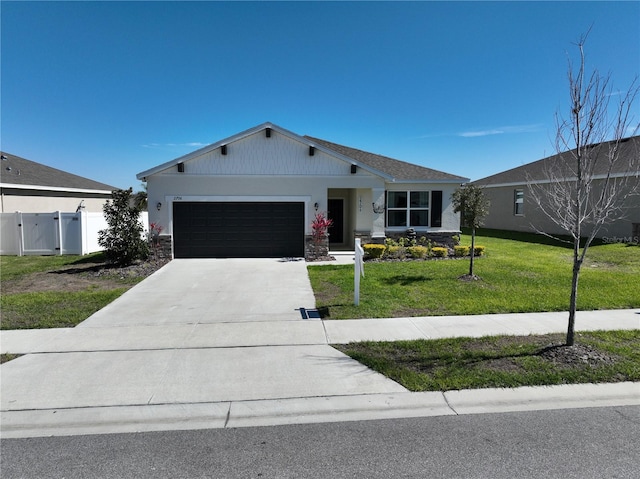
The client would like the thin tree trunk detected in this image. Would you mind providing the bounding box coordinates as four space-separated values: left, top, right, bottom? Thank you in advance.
567 241 582 346
469 227 476 276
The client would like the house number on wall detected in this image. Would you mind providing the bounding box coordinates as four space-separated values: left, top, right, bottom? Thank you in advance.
173 196 183 201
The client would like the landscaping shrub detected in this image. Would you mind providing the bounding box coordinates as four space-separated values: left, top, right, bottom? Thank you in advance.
385 245 405 259
363 244 385 259
474 245 486 256
310 212 333 259
454 245 470 257
98 188 149 266
432 247 448 258
407 246 428 259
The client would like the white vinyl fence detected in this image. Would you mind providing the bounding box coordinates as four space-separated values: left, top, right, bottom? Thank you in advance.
0 211 149 256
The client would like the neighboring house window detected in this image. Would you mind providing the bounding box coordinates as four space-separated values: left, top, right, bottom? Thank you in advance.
514 189 524 215
387 191 430 227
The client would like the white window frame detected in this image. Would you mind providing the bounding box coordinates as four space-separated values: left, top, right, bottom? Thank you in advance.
387 190 430 228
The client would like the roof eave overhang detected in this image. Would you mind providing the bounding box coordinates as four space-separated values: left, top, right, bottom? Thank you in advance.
389 177 470 184
477 171 640 188
0 183 113 195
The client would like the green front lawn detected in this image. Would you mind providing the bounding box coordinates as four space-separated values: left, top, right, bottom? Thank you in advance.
0 253 160 330
0 252 107 281
1 289 127 329
308 231 640 319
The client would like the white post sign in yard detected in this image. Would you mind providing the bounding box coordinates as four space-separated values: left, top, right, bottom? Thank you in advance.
355 238 365 305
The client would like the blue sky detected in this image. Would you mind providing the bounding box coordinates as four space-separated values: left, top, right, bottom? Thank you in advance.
2 1 639 190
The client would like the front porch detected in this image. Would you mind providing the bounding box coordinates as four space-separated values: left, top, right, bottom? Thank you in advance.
326 187 379 251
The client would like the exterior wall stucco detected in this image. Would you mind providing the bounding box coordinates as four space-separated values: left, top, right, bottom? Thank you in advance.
482 182 640 240
147 174 386 237
1 192 110 213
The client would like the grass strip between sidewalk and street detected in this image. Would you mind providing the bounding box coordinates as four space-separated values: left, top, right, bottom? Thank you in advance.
333 330 640 391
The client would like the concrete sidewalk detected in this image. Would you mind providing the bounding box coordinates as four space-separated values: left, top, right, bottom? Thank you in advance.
2 309 638 354
0 309 640 354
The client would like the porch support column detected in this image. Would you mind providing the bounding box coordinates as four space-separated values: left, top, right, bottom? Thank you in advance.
371 188 385 239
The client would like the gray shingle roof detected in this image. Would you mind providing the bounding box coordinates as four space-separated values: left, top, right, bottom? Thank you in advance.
473 136 640 186
0 152 116 192
304 136 468 182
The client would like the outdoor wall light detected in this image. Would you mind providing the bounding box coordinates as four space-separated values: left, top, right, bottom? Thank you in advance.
309 146 315 156
221 145 227 155
157 202 162 211
372 202 385 214
314 202 319 211
351 164 357 174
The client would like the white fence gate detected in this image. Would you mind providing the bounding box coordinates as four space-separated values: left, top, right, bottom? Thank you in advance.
0 211 149 256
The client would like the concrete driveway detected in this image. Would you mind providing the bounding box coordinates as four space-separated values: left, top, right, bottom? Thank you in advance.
1 259 406 436
79 258 319 326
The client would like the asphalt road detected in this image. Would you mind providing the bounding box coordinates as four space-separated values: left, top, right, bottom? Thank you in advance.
2 406 638 478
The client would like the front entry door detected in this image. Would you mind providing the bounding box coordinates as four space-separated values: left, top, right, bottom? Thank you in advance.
328 198 344 245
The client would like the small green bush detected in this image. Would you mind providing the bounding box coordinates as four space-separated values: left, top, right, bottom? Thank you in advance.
474 245 486 256
454 245 470 257
363 244 385 259
432 247 448 258
386 245 405 259
407 246 428 259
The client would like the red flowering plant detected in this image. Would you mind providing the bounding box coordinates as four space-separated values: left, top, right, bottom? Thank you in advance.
311 212 333 259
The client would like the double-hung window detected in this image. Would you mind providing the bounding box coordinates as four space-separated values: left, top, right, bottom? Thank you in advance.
387 191 430 227
514 189 524 215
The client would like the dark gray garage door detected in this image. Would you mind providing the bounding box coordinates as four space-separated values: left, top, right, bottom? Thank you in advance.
173 202 305 258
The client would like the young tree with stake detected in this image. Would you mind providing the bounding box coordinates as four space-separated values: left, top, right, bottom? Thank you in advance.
451 184 490 278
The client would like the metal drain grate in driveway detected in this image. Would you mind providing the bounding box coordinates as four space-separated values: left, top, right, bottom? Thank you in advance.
299 308 322 320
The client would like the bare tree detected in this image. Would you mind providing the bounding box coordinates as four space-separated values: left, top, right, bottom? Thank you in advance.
529 34 639 346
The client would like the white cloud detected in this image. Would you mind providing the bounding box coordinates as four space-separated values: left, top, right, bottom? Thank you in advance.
459 129 504 138
458 124 543 138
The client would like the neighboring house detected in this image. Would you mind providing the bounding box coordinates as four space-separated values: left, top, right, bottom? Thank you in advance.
473 136 640 241
0 152 116 213
137 122 468 259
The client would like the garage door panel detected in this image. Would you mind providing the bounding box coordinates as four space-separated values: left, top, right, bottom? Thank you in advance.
173 202 304 258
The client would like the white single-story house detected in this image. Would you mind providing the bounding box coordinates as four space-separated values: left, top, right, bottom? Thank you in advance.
0 151 116 213
137 122 468 259
473 135 640 241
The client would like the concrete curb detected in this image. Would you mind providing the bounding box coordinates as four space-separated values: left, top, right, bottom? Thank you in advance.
443 381 640 415
2 382 638 439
